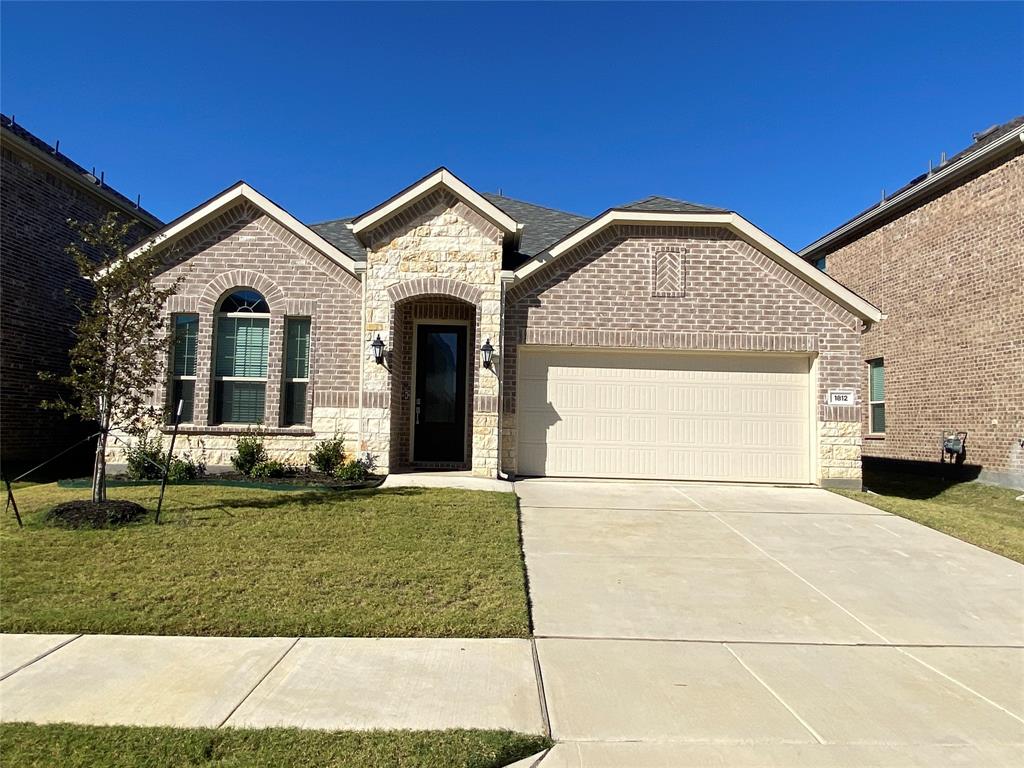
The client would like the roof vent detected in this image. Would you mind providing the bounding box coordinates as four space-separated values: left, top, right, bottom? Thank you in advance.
972 124 999 143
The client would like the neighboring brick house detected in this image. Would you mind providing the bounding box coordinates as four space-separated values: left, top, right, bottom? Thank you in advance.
801 117 1024 489
110 168 881 487
0 115 161 476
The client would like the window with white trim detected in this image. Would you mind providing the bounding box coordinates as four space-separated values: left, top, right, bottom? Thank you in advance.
868 358 885 434
282 317 311 426
213 290 270 424
169 314 198 422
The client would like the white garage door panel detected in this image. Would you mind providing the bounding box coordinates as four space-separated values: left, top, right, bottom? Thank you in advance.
517 350 811 483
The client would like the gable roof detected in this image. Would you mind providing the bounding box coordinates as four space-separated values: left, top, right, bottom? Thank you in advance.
1 113 162 228
617 195 729 214
513 206 882 324
801 115 1024 258
481 193 589 261
124 181 360 275
348 167 521 241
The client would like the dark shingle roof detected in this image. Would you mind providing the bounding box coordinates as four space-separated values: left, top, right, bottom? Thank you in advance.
481 193 589 257
0 113 162 225
309 217 366 260
802 115 1024 255
616 195 729 214
308 192 728 266
310 193 589 264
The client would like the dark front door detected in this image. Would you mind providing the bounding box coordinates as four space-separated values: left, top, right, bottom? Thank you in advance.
414 324 468 463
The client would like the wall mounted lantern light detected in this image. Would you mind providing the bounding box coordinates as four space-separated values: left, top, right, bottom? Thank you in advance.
371 334 385 365
480 338 494 369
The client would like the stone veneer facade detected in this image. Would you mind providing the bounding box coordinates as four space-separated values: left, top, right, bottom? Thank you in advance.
107 180 873 487
359 189 506 477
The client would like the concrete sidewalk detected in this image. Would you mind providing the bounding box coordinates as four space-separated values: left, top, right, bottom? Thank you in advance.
0 634 545 734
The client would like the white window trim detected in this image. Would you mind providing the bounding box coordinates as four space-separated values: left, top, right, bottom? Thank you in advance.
868 359 885 436
213 310 271 425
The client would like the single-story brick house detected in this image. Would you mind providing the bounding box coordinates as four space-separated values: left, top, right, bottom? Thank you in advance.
112 168 882 487
801 116 1023 489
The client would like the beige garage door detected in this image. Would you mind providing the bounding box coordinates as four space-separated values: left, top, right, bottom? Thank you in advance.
517 349 812 483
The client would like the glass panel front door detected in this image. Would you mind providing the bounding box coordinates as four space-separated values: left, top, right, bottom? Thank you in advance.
414 324 468 462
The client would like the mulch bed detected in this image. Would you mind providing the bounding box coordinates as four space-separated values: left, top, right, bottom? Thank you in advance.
45 500 148 529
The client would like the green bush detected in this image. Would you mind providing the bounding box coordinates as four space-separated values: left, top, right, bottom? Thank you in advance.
336 454 377 483
231 431 268 477
249 459 289 480
309 437 346 476
125 434 166 480
167 454 206 482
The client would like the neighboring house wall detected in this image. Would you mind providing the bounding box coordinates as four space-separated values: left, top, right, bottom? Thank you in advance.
816 149 1024 487
0 133 157 475
502 225 866 485
106 202 363 466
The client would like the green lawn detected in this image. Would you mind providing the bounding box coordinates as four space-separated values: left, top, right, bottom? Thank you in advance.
0 483 530 637
0 724 550 768
833 469 1024 563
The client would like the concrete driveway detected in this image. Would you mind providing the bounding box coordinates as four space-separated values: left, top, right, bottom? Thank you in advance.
517 479 1024 767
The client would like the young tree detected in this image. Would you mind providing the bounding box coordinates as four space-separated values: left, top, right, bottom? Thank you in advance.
44 212 178 503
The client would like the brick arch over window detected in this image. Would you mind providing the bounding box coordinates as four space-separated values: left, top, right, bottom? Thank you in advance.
387 277 482 306
199 270 286 314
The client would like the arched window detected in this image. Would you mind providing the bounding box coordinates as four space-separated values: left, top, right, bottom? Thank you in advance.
214 289 270 424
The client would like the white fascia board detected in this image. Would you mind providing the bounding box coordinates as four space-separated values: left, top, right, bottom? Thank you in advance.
124 183 359 276
800 127 1024 257
514 210 882 324
349 169 520 236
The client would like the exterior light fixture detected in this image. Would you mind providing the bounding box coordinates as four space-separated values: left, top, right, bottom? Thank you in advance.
371 334 385 365
481 338 494 369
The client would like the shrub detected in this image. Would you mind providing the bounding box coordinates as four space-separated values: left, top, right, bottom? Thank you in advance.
45 500 148 529
167 454 206 482
335 454 377 483
249 459 289 480
309 436 346 476
125 434 166 480
231 431 268 477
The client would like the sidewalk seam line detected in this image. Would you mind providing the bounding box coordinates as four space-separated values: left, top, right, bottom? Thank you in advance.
530 637 553 739
0 634 82 682
530 634 1023 648
217 636 300 729
724 643 827 745
674 488 708 510
895 647 1024 725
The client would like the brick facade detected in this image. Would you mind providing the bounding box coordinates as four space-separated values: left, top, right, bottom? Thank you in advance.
0 130 158 474
100 175 874 487
106 202 363 467
502 225 866 486
813 148 1024 488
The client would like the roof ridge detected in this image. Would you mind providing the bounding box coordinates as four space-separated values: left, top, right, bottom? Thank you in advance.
482 191 588 220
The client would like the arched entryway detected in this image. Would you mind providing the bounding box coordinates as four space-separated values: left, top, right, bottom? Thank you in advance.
388 294 480 471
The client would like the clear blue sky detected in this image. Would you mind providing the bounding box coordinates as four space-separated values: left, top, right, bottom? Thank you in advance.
3 1 1021 249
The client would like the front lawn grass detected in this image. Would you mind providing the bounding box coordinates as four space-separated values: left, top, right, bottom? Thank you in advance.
0 723 550 768
833 469 1024 563
0 483 530 637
